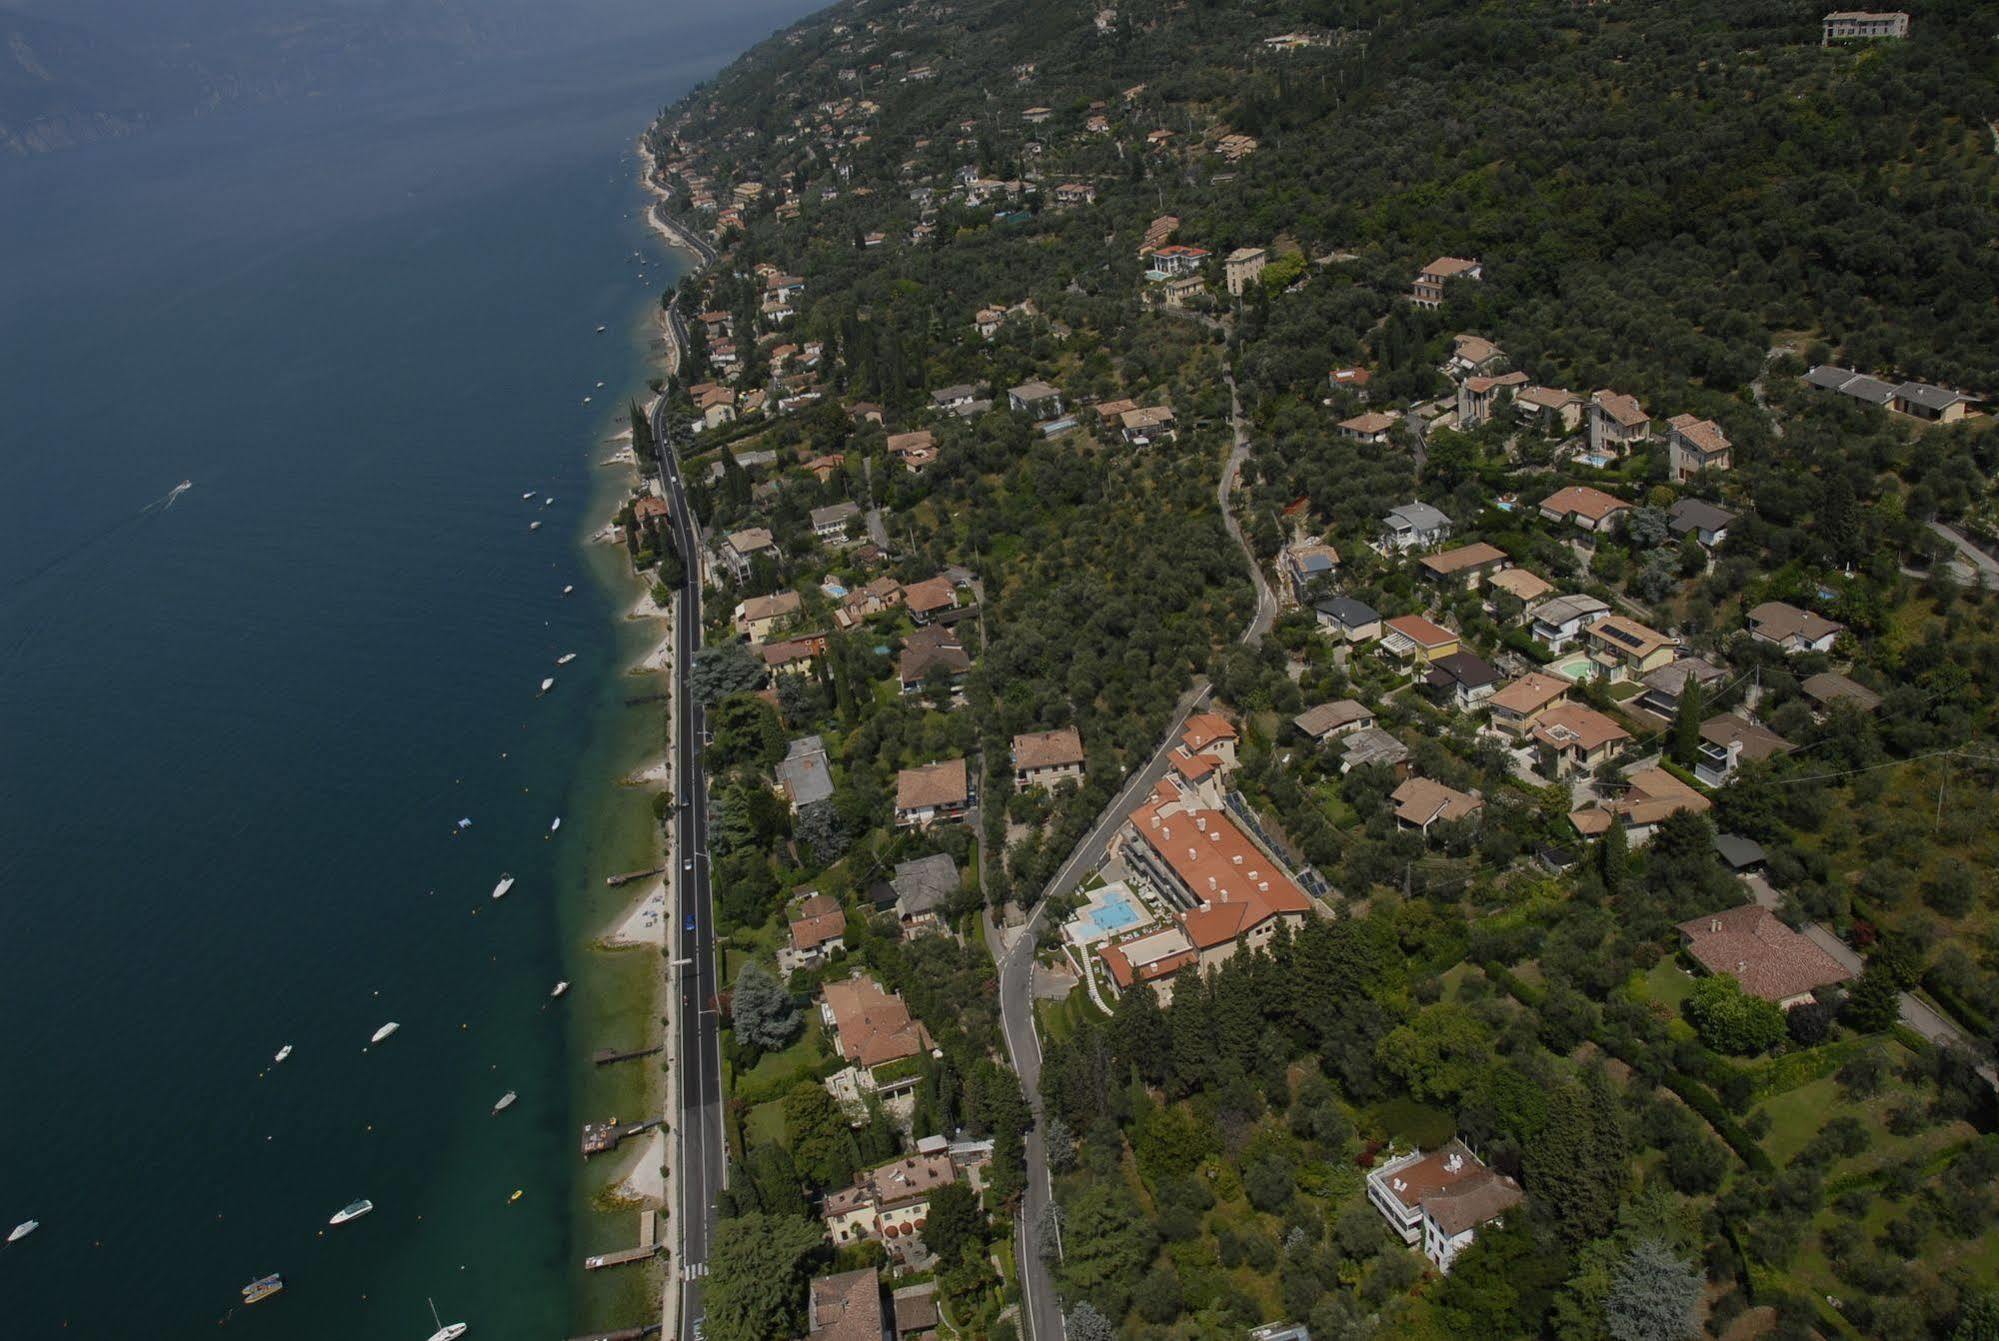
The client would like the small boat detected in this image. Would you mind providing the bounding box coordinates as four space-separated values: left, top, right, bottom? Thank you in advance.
561 585 574 596
456 817 473 830
581 396 592 405
491 874 515 901
370 1022 400 1046
8 1220 37 1243
520 491 535 500
550 981 569 999
425 1297 468 1341
549 817 562 832
507 1190 523 1205
539 677 555 695
594 382 604 389
273 1045 292 1065
242 1274 283 1304
555 653 576 666
329 1199 374 1226
595 324 607 333
529 521 542 531
492 1091 517 1115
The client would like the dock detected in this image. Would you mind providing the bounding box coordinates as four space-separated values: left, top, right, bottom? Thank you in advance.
584 1211 660 1272
581 1116 664 1158
593 1044 664 1067
605 866 663 888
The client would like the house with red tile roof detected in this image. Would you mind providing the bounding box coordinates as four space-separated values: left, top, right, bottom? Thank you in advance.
1367 1139 1523 1273
1379 614 1461 665
1676 904 1854 1008
820 973 934 1077
1539 485 1631 533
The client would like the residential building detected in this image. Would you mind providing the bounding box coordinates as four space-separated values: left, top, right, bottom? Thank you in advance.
888 429 939 470
1586 390 1651 458
1821 10 1910 43
1097 925 1199 1004
1120 405 1177 445
1294 699 1375 742
1420 541 1510 588
1391 777 1483 832
806 1268 884 1341
898 626 971 695
1539 485 1630 534
1380 614 1461 665
1446 333 1505 378
903 575 959 623
890 852 959 932
1585 614 1678 681
1411 256 1482 309
720 526 777 581
1381 501 1453 551
1667 497 1736 547
1515 385 1585 434
1746 601 1844 654
1695 712 1796 786
761 633 825 676
789 892 848 962
1677 905 1855 1007
1456 371 1528 427
893 1283 941 1340
1332 412 1396 450
1282 538 1341 603
1487 566 1553 608
1488 671 1571 736
1341 726 1411 774
1315 594 1382 643
1804 363 1898 407
1007 380 1065 418
1148 244 1210 277
1180 712 1240 772
1224 246 1268 296
1160 274 1206 309
821 973 934 1082
836 576 903 629
1891 381 1970 423
1530 701 1632 776
1666 414 1732 481
1053 181 1097 207
823 1153 959 1252
932 383 982 411
1801 671 1882 716
1528 593 1612 652
1570 766 1711 842
1367 1140 1524 1273
1637 657 1727 720
1424 651 1502 711
1328 365 1373 398
776 734 835 809
736 589 802 642
811 501 861 542
893 758 972 827
1014 726 1086 789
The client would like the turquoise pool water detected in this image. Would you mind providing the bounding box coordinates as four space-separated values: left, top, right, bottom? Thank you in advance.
1089 891 1145 933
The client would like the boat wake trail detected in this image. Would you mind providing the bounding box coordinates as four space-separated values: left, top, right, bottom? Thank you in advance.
4 480 191 593
147 480 194 512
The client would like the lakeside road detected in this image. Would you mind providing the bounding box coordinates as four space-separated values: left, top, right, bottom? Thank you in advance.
651 392 727 1340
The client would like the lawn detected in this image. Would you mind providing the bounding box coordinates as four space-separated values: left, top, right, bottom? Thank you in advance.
1752 1047 1974 1179
731 1017 829 1104
1632 954 1698 1012
744 1097 787 1148
1035 983 1106 1047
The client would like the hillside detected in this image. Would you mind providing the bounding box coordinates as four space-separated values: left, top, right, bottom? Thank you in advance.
635 2 1999 1339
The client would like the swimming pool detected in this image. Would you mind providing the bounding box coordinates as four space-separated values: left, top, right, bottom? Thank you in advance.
1089 892 1145 934
1550 652 1597 683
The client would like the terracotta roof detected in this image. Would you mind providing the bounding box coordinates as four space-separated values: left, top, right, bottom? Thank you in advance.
791 901 849 953
898 627 971 686
1801 671 1882 713
1517 384 1581 412
1530 701 1631 753
808 1268 883 1341
1699 712 1795 762
1295 699 1373 739
895 758 969 811
1677 904 1855 1003
1668 413 1730 455
1540 485 1630 523
1747 601 1844 646
740 591 801 623
1384 614 1458 648
632 494 670 520
1422 256 1480 279
726 526 775 553
1126 777 1310 950
1340 411 1398 434
1181 712 1237 753
1014 726 1085 770
1572 766 1709 834
1488 670 1570 719
1464 371 1529 394
821 975 931 1068
1420 542 1508 576
1590 390 1649 427
1097 926 1198 989
1452 334 1500 365
887 429 937 456
1426 1170 1526 1236
903 576 958 614
1587 614 1674 660
1374 1139 1522 1235
1391 776 1482 826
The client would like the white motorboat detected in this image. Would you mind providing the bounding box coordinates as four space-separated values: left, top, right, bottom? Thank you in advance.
595 325 607 333
329 1199 374 1226
550 981 569 999
491 1091 517 1115
7 1220 37 1243
543 497 555 506
424 1297 468 1341
370 1022 400 1046
555 653 576 666
581 396 592 404
549 817 562 833
561 585 574 596
520 491 535 500
273 1045 292 1064
539 677 555 695
529 521 542 531
594 382 604 389
491 874 515 901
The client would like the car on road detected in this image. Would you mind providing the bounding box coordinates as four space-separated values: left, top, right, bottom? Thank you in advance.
684 913 696 933
683 858 694 870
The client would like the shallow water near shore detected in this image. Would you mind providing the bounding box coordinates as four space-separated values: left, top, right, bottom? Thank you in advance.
0 11 795 1336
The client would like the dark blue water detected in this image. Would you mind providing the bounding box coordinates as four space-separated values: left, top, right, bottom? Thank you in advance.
0 9 803 1335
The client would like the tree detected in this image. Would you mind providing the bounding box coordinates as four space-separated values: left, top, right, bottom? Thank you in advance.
703 1211 822 1341
1056 1184 1158 1321
1604 1239 1701 1341
783 1081 859 1189
1065 1302 1115 1341
1670 675 1704 768
1682 975 1787 1055
692 642 764 704
794 799 850 863
1527 1072 1628 1245
923 1180 985 1265
1843 962 1902 1033
731 960 800 1051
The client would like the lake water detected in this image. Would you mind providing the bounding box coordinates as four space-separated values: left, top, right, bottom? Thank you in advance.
0 8 802 1335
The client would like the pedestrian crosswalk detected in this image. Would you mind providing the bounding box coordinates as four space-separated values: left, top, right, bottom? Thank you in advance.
680 1261 708 1280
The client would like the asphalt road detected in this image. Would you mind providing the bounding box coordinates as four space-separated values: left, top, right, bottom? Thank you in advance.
653 395 725 1339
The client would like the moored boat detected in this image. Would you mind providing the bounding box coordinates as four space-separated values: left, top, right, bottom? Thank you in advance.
491 874 515 901
561 585 574 596
539 677 555 695
329 1199 373 1226
242 1274 283 1304
8 1220 37 1244
424 1296 467 1341
273 1044 292 1064
492 1091 517 1115
555 652 576 666
549 817 562 832
370 1022 400 1046
520 491 535 500
529 520 542 531
550 981 569 999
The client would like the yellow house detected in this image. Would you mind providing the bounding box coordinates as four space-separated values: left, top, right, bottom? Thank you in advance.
1584 614 1678 681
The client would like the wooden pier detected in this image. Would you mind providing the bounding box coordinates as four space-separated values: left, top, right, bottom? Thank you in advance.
584 1211 660 1272
581 1116 663 1158
592 1044 664 1067
604 866 663 888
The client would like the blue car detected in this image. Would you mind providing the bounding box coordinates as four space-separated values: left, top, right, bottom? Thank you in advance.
683 913 696 933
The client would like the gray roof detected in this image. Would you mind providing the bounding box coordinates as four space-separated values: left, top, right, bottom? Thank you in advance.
1429 650 1501 688
1009 380 1061 402
1667 497 1737 534
1641 656 1727 695
1295 699 1373 738
1713 833 1768 870
1385 501 1450 533
812 500 861 529
1840 375 1898 406
931 383 980 404
1804 364 1858 391
776 736 835 807
1801 671 1882 713
1894 380 1965 412
1341 727 1410 770
891 853 960 918
1293 552 1337 576
1530 593 1611 627
1315 594 1380 626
